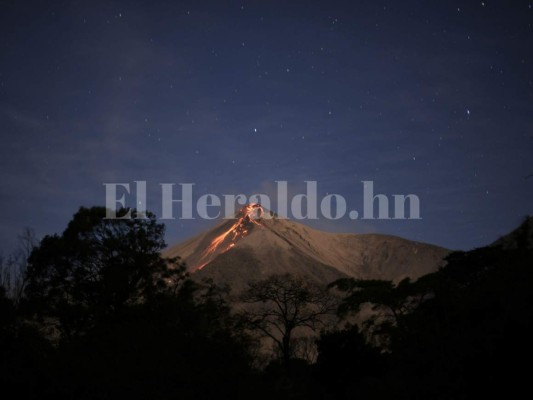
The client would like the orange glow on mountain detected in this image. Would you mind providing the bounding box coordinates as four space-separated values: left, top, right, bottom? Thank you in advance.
195 204 264 270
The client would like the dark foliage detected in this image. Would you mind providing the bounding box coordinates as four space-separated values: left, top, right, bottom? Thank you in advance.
1 211 532 399
1 207 257 399
314 325 386 399
320 217 533 399
23 206 186 337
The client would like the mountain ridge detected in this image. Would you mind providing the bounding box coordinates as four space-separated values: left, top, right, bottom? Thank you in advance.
164 204 450 293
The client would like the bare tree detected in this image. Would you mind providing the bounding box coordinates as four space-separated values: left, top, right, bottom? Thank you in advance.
0 252 10 291
0 227 37 303
239 273 337 365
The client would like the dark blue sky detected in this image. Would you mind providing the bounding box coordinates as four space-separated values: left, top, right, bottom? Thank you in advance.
1 0 532 253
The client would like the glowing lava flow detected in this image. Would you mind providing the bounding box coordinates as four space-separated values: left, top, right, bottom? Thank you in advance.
196 204 264 270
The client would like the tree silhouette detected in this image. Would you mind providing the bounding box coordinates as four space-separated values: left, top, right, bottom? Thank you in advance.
23 206 186 337
330 277 428 320
239 273 336 366
0 227 37 304
329 277 434 347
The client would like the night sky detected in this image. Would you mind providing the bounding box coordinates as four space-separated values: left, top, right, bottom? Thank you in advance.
1 0 532 253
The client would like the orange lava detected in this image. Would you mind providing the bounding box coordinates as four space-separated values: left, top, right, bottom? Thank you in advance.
195 204 263 270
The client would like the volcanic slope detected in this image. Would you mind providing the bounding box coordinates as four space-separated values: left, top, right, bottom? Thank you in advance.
164 204 449 293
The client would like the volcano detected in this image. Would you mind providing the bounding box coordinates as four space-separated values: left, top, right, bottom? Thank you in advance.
164 204 450 293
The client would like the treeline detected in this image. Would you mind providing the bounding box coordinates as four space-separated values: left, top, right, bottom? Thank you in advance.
1 207 532 399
